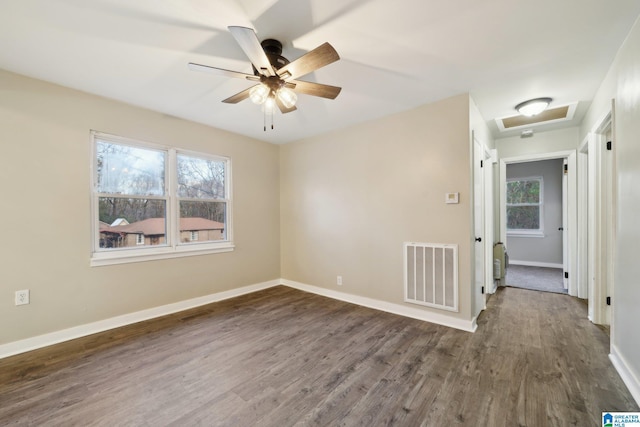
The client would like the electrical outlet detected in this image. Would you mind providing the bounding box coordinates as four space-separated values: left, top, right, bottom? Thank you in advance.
337 276 343 286
15 289 29 306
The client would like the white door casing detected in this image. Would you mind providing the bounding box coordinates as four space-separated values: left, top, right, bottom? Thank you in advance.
586 111 613 325
473 134 490 316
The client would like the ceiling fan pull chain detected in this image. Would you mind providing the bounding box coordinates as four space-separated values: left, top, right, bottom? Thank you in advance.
262 108 275 131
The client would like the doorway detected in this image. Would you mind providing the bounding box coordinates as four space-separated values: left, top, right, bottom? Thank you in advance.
499 150 577 296
504 158 566 294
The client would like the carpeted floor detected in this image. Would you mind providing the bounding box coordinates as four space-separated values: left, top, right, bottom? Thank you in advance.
504 264 567 294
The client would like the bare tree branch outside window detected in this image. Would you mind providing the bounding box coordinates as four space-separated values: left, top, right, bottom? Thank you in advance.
506 178 542 230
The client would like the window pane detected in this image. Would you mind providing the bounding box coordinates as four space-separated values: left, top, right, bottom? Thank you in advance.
98 198 167 248
177 154 225 199
96 141 165 196
179 201 226 242
507 206 540 230
507 180 540 204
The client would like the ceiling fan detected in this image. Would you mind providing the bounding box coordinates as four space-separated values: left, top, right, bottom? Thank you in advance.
188 26 341 129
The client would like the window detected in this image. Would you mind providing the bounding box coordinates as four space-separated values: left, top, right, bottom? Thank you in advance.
506 176 543 236
91 131 233 266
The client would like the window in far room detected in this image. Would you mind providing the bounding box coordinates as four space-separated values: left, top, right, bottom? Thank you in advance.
506 176 543 236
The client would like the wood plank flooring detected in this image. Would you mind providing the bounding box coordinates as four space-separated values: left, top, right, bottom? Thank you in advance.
0 286 637 426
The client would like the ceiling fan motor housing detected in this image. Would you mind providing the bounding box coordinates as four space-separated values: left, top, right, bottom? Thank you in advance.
253 39 290 75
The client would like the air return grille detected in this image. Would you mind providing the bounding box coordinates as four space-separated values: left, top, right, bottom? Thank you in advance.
404 242 458 312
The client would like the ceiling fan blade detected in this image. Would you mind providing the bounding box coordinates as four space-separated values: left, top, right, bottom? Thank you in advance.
289 80 342 99
228 26 275 77
188 63 260 81
275 97 297 114
276 42 340 81
222 86 256 104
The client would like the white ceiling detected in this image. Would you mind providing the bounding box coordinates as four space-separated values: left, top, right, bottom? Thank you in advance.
2 0 639 144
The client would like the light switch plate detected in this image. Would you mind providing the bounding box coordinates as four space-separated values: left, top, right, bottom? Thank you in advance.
445 192 459 204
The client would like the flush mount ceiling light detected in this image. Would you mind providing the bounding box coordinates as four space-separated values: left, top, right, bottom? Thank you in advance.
495 102 577 132
515 97 552 117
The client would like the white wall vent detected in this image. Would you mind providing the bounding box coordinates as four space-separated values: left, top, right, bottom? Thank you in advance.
404 242 458 312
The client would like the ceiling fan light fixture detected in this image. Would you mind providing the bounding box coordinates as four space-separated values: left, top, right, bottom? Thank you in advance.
249 84 270 105
277 87 297 109
515 97 552 117
188 26 341 129
262 96 276 113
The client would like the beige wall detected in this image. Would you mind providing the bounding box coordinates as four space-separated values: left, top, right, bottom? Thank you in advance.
581 16 640 396
470 96 495 150
280 94 474 323
496 127 579 159
0 70 281 345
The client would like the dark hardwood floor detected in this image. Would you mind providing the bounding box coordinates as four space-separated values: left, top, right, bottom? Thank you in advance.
0 286 637 426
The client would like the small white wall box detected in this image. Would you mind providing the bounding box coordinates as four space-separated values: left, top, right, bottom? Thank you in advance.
445 192 459 204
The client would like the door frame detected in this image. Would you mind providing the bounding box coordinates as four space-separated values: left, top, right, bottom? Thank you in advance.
472 133 494 317
499 150 577 295
578 108 614 325
562 157 569 290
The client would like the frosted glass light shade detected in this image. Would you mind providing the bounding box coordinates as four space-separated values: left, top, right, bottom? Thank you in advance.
263 96 276 113
515 97 552 117
277 87 297 109
249 84 270 104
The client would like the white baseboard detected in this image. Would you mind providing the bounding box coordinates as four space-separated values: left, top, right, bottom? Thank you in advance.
508 260 563 269
488 280 498 294
281 279 477 333
0 279 280 359
610 345 640 407
1 277 478 360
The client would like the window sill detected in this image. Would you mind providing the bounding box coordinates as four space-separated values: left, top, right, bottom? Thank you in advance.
507 231 545 238
90 242 235 267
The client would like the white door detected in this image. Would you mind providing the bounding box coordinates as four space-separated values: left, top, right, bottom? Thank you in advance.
484 150 495 294
473 136 486 315
562 159 569 290
585 118 613 325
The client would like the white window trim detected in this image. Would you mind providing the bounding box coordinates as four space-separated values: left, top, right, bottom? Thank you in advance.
507 230 545 238
136 234 145 245
506 176 544 237
90 131 234 267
